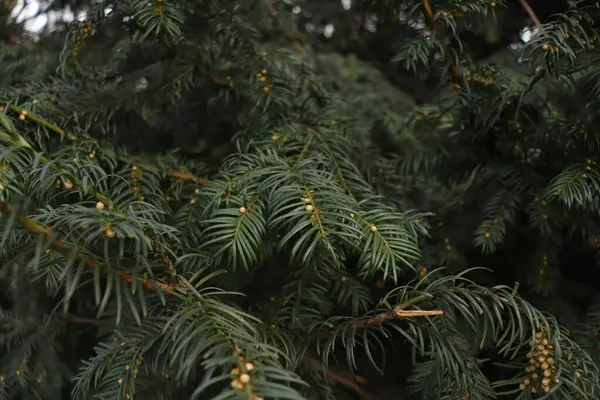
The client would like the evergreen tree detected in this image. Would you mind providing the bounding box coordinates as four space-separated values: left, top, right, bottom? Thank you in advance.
1 0 600 399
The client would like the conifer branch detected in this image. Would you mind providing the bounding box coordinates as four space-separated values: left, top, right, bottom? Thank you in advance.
0 127 179 279
6 104 217 187
0 201 184 295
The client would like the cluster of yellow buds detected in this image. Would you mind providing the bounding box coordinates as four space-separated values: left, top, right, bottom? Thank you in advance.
153 0 165 16
36 370 47 383
103 224 116 239
19 109 28 121
256 69 272 92
465 70 488 85
187 188 201 204
230 350 262 400
414 111 428 121
439 10 466 19
73 23 93 57
131 166 144 200
55 178 74 190
542 44 560 53
585 158 596 171
444 237 452 252
271 134 287 142
418 264 428 278
521 327 557 393
536 252 549 280
225 75 234 88
453 83 461 95
120 356 143 384
15 359 27 376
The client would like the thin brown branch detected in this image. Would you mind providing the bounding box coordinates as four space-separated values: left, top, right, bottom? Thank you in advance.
68 317 98 324
518 0 541 26
421 0 459 82
7 32 34 50
308 360 374 400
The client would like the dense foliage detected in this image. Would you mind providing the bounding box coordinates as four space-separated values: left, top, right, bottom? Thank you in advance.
3 0 600 399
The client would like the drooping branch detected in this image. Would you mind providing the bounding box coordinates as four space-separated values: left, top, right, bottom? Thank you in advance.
0 201 185 295
0 126 180 279
6 104 218 187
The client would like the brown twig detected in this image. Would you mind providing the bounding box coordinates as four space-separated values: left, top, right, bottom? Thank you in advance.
304 298 443 341
308 360 374 400
68 317 98 324
518 0 541 26
420 0 459 82
7 32 34 50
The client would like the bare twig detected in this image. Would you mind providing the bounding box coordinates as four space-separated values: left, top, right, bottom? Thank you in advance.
303 295 443 341
518 0 541 26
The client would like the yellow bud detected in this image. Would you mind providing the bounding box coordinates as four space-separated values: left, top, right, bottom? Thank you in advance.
239 373 250 384
96 201 105 210
240 207 247 214
231 379 243 389
370 224 377 233
305 205 314 212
